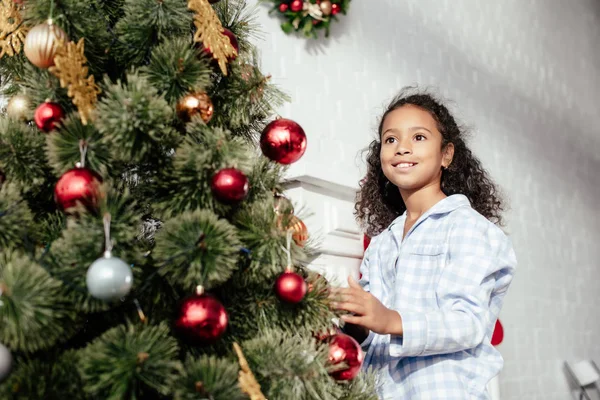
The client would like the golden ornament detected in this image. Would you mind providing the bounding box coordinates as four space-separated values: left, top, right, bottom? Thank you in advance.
233 343 267 400
290 216 308 247
176 92 214 123
319 0 333 16
0 0 28 58
48 38 100 125
188 0 237 76
6 94 31 120
23 20 68 69
277 214 309 247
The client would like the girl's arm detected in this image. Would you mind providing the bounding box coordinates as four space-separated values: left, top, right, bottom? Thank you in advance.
388 218 516 358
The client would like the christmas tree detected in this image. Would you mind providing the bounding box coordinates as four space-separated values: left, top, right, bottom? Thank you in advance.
0 0 376 398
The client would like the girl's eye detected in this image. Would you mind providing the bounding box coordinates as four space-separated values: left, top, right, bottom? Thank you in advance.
385 137 396 144
415 134 426 141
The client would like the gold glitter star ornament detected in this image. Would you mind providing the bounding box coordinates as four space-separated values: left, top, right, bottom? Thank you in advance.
0 0 28 58
48 38 100 125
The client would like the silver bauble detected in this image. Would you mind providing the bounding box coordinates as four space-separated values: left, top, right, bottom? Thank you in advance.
0 342 12 382
86 251 133 301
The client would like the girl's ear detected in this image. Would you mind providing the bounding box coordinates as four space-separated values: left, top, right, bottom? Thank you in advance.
442 143 455 169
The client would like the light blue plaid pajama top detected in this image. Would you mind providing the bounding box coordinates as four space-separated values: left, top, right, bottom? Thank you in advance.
358 194 516 399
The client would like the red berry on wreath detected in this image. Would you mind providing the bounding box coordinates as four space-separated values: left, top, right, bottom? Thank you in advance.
290 0 303 12
279 3 288 12
331 3 340 15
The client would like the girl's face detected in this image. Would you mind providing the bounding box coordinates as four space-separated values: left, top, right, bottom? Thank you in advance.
380 105 454 194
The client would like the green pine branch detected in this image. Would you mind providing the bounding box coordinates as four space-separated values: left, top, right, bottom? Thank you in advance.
153 124 252 218
95 73 177 163
78 322 181 400
0 184 33 250
113 0 192 66
0 350 86 400
0 117 50 186
46 113 113 176
175 355 245 400
142 37 213 105
242 329 345 400
0 250 77 353
152 209 241 292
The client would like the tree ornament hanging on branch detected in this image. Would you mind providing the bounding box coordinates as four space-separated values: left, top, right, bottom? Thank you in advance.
273 192 309 247
23 19 67 68
0 0 28 59
34 101 64 133
211 167 249 204
54 142 103 212
6 93 31 120
86 214 134 301
188 0 237 75
202 28 239 63
54 167 102 211
275 268 307 303
48 38 100 125
326 332 363 381
260 118 307 165
274 231 308 304
175 286 228 344
176 91 214 123
0 342 12 382
267 0 351 39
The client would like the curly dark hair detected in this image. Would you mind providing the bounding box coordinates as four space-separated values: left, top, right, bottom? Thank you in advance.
355 87 505 237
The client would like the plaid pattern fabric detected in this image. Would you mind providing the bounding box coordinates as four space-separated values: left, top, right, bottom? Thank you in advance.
358 195 516 399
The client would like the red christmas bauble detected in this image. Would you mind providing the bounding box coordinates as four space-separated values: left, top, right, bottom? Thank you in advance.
331 3 340 15
327 332 364 381
363 234 371 252
211 168 249 204
203 28 239 61
279 3 289 12
275 271 307 304
491 319 504 346
175 294 228 344
260 118 307 165
54 167 102 211
290 0 303 12
34 101 64 133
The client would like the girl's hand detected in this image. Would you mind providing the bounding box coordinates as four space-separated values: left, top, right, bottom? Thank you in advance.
330 276 403 335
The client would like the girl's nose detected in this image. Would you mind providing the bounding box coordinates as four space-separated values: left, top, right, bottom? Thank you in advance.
395 138 412 155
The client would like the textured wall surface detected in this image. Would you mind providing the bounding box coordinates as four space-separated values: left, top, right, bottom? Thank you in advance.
249 0 600 398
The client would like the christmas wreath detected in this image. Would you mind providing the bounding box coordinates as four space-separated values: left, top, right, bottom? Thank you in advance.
265 0 350 38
